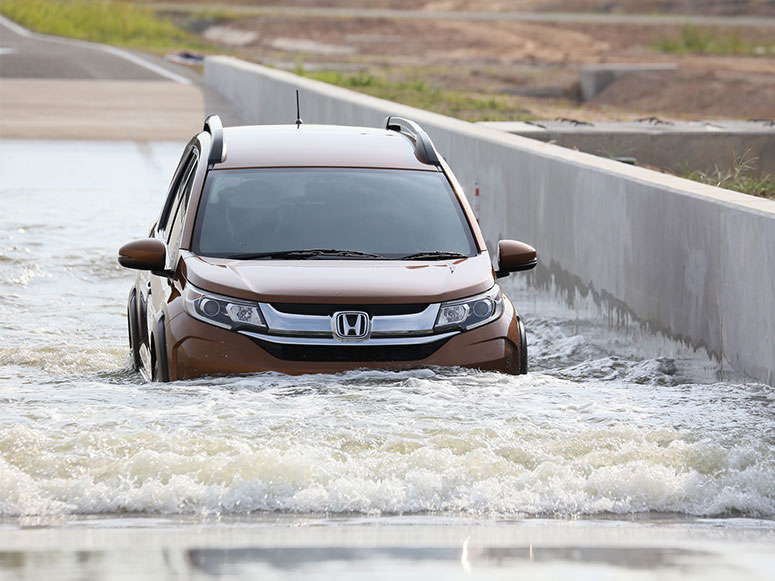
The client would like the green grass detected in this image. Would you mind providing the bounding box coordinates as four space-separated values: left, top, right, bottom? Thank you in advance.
682 154 775 199
295 66 533 122
0 0 209 51
655 25 775 56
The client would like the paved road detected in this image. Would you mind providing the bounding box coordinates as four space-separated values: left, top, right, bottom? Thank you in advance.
150 2 775 27
0 14 241 140
0 14 190 82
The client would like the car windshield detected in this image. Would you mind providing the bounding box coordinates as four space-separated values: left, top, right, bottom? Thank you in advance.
193 168 478 259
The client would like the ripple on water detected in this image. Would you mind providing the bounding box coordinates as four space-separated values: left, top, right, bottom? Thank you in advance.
0 344 127 375
2 264 51 287
62 252 130 281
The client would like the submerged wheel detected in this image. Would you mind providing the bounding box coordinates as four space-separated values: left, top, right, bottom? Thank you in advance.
517 317 528 375
151 317 170 382
127 290 141 371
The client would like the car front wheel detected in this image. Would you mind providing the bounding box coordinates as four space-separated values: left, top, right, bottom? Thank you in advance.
517 317 528 374
127 290 141 371
151 317 170 382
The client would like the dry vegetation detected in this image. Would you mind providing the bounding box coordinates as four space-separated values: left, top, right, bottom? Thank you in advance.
0 0 208 51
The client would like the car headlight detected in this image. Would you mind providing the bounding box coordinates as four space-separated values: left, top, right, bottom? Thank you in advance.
184 284 266 331
435 285 503 332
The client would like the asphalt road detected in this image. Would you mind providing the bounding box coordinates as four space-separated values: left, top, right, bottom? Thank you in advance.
0 14 241 139
0 14 190 82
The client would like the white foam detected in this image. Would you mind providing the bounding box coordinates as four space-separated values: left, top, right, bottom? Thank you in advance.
0 370 771 518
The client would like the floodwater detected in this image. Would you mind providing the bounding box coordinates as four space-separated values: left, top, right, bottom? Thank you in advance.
0 140 773 580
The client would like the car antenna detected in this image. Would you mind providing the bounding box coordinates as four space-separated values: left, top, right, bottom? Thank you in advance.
295 89 303 128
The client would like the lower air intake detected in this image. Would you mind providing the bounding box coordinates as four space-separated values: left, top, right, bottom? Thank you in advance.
250 337 450 362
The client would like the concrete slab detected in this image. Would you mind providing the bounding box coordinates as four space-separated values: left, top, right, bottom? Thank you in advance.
580 63 678 101
479 120 775 176
0 79 204 140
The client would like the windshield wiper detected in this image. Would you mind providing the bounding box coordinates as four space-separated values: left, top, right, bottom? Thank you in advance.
221 249 385 260
397 251 470 260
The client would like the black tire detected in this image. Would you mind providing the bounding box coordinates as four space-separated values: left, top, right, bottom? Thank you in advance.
151 316 170 382
517 317 528 374
127 289 142 371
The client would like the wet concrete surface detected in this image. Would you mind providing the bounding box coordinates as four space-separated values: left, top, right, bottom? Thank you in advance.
0 516 773 580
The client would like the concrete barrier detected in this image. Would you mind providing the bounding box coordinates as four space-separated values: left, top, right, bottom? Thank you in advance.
478 119 775 178
204 56 775 385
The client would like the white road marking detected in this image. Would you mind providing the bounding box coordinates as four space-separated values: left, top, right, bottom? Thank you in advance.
0 47 17 55
97 45 192 84
0 13 29 37
0 13 191 84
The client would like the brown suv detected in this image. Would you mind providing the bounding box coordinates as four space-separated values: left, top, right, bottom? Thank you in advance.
118 115 537 381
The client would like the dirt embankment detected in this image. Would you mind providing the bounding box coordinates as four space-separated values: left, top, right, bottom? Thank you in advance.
423 0 775 16
147 0 775 16
196 10 775 120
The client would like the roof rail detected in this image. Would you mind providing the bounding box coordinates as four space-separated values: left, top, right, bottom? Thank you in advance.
204 114 225 164
384 116 440 166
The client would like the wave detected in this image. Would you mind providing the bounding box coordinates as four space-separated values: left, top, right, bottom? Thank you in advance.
0 370 771 518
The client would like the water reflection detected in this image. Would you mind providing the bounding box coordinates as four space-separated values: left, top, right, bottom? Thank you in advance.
187 545 714 572
0 544 721 580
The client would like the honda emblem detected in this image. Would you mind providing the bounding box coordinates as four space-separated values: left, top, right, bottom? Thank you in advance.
332 311 371 342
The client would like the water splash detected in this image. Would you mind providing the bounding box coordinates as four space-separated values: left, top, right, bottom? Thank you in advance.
0 140 771 521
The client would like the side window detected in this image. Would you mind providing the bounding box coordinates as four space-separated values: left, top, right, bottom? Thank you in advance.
166 160 197 249
158 150 197 237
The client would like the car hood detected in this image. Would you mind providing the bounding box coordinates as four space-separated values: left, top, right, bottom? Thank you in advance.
181 252 495 304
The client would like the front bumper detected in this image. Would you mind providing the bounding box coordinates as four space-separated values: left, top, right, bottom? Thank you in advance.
165 297 522 379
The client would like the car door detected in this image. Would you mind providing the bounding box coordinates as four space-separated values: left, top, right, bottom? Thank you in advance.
140 147 199 352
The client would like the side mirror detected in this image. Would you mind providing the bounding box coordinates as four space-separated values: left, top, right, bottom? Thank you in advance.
496 240 537 278
118 238 166 272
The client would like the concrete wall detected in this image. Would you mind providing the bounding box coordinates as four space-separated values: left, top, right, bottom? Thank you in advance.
204 56 775 385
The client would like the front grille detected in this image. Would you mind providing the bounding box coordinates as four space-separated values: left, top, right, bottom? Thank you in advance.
250 337 450 362
271 303 428 316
